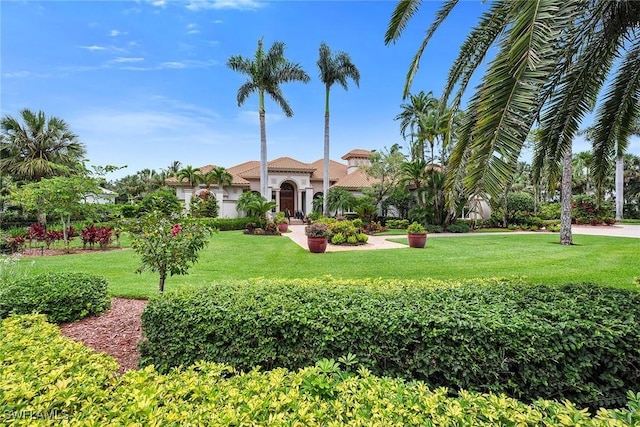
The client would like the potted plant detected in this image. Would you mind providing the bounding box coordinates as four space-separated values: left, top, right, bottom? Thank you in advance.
274 212 288 233
305 222 329 253
407 222 427 248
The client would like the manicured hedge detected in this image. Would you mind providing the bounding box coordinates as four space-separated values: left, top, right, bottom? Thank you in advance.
2 315 639 426
0 272 110 323
140 278 640 410
192 217 259 231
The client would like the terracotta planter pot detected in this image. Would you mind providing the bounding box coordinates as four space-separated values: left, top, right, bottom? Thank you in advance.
407 233 427 248
278 223 288 233
307 236 328 253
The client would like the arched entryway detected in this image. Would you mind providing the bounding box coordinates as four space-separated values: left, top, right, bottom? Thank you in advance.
279 182 295 215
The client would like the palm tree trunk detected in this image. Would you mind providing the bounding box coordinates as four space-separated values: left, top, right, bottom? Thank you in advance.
560 147 573 245
323 86 330 217
615 155 623 220
259 91 268 199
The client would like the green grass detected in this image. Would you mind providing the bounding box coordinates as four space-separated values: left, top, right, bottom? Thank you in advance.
19 231 640 298
621 219 640 224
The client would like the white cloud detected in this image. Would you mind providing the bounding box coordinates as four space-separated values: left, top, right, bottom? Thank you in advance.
2 70 50 79
112 57 144 63
109 30 127 37
145 0 167 7
79 45 106 51
160 61 186 69
186 0 263 11
186 23 200 34
213 19 223 24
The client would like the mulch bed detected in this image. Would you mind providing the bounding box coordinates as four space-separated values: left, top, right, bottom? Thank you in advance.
59 298 147 375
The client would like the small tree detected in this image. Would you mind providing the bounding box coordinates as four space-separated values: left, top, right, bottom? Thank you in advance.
126 211 211 292
10 176 98 251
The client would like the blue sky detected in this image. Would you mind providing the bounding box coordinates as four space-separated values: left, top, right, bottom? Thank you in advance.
2 0 638 181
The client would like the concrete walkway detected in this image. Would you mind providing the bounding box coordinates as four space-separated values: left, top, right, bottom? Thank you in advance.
283 223 640 252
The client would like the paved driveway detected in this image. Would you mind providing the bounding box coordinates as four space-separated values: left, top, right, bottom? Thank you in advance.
284 223 640 252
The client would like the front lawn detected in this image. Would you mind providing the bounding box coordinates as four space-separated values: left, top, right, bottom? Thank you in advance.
19 231 640 298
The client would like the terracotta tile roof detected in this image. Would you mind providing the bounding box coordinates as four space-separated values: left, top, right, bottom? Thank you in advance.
331 169 378 190
268 157 316 172
227 160 260 175
341 149 372 160
309 159 348 181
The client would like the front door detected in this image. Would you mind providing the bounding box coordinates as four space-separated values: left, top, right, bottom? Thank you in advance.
280 183 295 215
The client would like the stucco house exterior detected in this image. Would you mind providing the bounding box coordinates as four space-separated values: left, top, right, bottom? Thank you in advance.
166 149 377 218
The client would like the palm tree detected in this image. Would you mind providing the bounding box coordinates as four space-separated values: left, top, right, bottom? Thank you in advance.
395 91 437 162
317 42 360 217
236 191 263 217
227 38 310 199
0 109 86 183
211 166 233 189
177 166 201 188
386 0 640 245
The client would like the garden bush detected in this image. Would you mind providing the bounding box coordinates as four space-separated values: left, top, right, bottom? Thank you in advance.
0 272 110 323
2 314 639 426
446 221 471 233
140 278 640 410
194 217 258 231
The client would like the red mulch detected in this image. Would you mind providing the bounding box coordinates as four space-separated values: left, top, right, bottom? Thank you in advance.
59 298 147 375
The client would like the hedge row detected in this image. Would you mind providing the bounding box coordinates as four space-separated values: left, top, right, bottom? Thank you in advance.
140 278 640 410
0 272 110 323
190 216 259 231
2 315 639 426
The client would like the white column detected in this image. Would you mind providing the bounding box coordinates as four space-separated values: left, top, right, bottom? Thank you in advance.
183 189 193 213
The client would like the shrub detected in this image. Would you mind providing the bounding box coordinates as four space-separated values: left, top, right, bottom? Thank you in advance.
140 278 640 410
407 222 425 234
189 191 219 218
194 217 258 231
386 219 409 229
4 314 639 426
347 235 357 245
356 233 368 243
446 221 471 233
331 232 346 245
81 225 113 249
425 224 444 233
0 272 110 323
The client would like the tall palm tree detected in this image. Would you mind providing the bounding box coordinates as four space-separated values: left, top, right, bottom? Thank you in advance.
386 0 640 245
0 109 86 183
317 42 360 217
227 38 310 199
177 166 201 188
395 91 437 162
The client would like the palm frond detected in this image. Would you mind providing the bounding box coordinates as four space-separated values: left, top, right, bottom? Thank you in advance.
391 0 460 97
463 0 566 198
591 39 640 187
385 0 424 44
237 82 257 107
267 86 293 117
441 0 509 111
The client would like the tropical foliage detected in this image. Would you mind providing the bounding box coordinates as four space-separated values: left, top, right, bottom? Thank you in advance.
386 0 640 231
0 109 86 183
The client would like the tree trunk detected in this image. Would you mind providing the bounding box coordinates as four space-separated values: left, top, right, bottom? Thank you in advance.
323 86 330 217
615 155 623 221
259 91 268 200
158 272 166 293
560 147 573 245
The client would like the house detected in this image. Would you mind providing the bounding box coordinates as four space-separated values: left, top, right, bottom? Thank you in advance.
166 149 377 218
84 187 117 204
